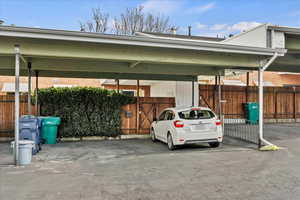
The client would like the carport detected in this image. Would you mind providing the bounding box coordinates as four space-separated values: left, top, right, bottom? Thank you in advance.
0 25 286 165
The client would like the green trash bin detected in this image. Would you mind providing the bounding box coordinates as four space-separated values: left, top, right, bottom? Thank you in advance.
244 102 259 124
41 117 61 144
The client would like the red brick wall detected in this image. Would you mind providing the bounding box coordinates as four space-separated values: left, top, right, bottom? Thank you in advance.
102 84 151 97
0 76 102 94
216 72 300 87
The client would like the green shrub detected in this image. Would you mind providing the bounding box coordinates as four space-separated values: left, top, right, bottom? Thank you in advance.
36 87 136 138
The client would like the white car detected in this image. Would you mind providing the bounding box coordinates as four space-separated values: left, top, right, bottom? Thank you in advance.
150 106 223 150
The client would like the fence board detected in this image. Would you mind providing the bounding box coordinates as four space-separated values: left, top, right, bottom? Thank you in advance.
0 95 37 137
120 97 175 135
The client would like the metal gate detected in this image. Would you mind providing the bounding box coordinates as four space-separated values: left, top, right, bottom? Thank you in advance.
223 116 259 144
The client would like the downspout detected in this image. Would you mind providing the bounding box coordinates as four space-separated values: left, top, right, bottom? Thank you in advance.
258 52 279 147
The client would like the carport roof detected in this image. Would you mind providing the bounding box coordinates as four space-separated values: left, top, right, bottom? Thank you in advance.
0 25 286 81
268 25 300 34
0 25 283 55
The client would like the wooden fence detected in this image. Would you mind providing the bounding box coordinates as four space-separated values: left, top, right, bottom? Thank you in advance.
199 85 300 120
0 95 37 137
121 97 175 134
1 85 300 137
0 95 174 137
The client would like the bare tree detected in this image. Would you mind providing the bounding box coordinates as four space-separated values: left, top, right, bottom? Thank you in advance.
113 6 144 35
80 8 109 33
144 14 171 33
113 6 176 35
81 6 177 35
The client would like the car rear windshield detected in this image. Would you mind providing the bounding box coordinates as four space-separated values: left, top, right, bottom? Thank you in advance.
178 109 215 120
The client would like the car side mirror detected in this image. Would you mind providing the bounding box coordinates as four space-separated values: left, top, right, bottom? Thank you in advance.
153 117 157 122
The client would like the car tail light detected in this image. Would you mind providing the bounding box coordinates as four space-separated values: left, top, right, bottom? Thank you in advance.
215 120 222 126
173 120 184 128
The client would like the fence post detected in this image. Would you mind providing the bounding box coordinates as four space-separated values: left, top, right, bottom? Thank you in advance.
213 76 217 112
274 88 277 122
246 72 250 102
218 75 222 119
116 79 120 94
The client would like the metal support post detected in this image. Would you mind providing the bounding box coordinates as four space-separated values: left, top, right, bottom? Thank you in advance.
27 62 32 115
192 78 195 107
136 80 140 134
14 45 20 166
35 70 39 116
258 68 263 147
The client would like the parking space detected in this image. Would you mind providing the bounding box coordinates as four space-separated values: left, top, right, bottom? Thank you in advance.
1 124 300 199
0 137 251 166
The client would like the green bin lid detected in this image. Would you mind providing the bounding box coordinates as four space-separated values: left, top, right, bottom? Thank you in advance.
42 117 61 125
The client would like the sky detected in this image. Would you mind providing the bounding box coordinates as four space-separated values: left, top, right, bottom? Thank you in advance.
1 0 300 37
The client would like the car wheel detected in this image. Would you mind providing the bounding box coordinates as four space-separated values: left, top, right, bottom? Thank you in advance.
167 133 175 151
209 142 220 148
150 128 157 142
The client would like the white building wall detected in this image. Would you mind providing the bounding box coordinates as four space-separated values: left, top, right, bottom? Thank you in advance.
222 24 267 48
150 81 199 107
272 31 285 48
175 81 199 107
150 81 176 97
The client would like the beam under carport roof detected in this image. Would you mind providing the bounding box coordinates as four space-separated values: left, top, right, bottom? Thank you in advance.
0 69 198 81
0 56 223 76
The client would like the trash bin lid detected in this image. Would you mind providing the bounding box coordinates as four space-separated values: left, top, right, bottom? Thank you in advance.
11 140 35 146
19 140 35 144
42 117 61 125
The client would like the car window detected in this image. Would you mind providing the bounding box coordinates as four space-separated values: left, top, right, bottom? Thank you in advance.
165 111 175 120
158 111 167 121
178 109 215 120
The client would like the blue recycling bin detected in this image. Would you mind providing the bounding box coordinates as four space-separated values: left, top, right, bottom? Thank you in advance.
19 115 42 155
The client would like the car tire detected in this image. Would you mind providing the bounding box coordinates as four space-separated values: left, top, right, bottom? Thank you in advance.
150 128 157 142
209 142 220 148
167 133 175 151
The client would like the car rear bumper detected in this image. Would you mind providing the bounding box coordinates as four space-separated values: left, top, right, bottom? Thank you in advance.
174 136 223 145
184 138 220 144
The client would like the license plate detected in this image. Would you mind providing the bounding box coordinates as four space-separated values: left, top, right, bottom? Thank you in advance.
193 124 208 130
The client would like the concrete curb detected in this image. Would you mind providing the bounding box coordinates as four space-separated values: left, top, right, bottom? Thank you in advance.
60 134 150 142
0 135 151 142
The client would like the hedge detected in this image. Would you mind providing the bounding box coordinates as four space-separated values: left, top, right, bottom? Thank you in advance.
36 87 136 138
